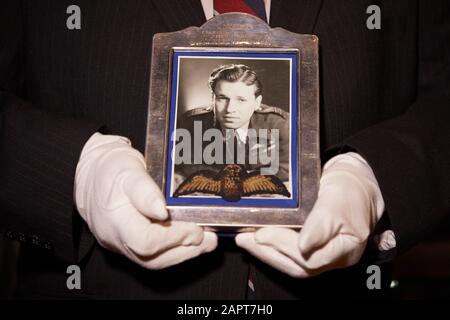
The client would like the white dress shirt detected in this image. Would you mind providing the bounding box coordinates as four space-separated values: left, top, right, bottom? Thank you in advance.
200 0 272 22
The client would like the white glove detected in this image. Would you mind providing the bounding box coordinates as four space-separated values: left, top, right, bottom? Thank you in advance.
75 133 217 269
236 152 392 278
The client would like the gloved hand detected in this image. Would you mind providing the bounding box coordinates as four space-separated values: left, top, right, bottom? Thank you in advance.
235 152 388 278
75 132 217 269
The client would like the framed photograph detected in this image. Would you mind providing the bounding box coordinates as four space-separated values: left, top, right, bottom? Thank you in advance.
145 14 319 230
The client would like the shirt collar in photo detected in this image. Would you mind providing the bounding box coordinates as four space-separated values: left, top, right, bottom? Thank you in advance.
222 124 250 144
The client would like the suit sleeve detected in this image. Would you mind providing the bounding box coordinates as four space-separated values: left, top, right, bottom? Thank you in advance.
0 1 101 262
343 1 450 256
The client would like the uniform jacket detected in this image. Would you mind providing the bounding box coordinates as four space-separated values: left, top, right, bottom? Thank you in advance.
0 0 449 299
176 104 290 181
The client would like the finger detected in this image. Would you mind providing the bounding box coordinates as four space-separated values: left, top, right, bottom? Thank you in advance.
253 228 363 276
235 233 309 278
299 233 366 272
297 193 343 256
135 232 218 270
253 228 304 266
123 170 168 220
119 210 204 257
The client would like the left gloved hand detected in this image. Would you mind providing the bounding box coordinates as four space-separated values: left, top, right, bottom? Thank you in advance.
75 133 217 270
235 152 387 278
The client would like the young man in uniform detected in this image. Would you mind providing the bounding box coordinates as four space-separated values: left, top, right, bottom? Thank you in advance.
176 64 290 182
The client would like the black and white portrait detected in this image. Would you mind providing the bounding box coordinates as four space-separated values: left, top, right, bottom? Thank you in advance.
165 51 298 207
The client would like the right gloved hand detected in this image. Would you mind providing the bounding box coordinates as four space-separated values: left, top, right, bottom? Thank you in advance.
74 132 217 269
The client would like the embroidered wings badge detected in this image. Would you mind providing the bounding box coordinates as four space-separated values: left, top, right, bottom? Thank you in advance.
173 164 291 202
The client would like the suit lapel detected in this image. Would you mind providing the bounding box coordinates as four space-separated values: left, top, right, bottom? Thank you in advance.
270 0 323 33
151 0 206 31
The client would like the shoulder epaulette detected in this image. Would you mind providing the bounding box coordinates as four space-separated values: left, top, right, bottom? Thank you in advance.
254 104 289 120
182 105 214 118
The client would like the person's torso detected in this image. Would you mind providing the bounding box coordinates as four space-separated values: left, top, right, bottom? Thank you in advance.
17 0 414 299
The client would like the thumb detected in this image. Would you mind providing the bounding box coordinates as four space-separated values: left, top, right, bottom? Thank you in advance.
298 197 341 257
123 170 168 221
298 171 351 256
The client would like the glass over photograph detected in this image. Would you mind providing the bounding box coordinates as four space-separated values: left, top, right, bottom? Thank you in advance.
165 49 298 208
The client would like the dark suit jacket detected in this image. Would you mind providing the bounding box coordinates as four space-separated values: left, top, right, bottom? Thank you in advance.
1 0 449 299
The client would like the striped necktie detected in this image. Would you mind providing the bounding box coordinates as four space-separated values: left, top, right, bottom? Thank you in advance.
214 0 268 23
214 2 265 298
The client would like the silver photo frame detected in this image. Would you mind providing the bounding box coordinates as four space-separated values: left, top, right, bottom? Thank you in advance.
145 13 319 231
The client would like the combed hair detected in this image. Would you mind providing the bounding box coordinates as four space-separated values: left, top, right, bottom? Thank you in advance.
208 64 263 97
